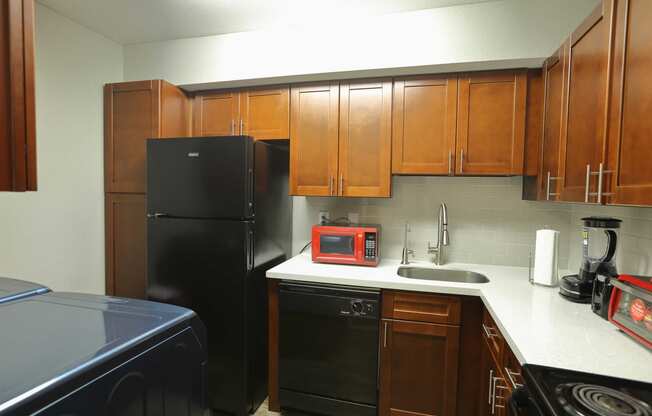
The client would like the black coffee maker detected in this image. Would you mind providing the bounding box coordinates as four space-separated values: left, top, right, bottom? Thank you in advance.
560 217 621 304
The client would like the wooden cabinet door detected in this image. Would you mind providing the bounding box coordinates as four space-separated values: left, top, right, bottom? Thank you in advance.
0 0 36 192
160 80 192 138
538 43 568 201
240 86 289 140
289 83 339 196
192 91 239 136
392 76 457 175
607 0 652 205
456 70 527 175
105 81 161 193
379 319 460 416
559 1 614 202
105 194 147 299
339 80 392 197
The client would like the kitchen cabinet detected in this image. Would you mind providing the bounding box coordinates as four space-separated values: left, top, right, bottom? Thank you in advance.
338 80 392 197
606 0 652 205
379 291 460 416
538 43 568 201
289 82 339 196
456 70 527 176
558 0 614 202
392 75 457 175
290 80 392 197
193 86 290 140
0 0 36 192
104 80 192 193
105 193 147 299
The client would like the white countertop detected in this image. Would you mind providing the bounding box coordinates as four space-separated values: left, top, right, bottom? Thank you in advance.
267 253 652 383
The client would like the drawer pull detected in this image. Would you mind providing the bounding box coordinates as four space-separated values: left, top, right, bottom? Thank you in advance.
505 367 523 389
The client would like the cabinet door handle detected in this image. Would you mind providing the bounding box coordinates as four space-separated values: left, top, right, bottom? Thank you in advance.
488 369 494 404
505 367 523 389
383 322 388 348
448 151 453 176
584 164 591 203
482 323 498 338
328 176 333 196
460 149 465 174
231 120 235 135
240 119 245 135
340 175 344 196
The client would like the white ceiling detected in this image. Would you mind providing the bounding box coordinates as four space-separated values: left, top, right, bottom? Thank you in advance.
38 0 500 45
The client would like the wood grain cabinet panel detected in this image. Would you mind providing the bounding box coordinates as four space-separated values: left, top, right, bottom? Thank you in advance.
240 86 289 140
379 319 459 416
105 80 191 194
338 79 392 197
105 194 147 299
392 76 457 175
538 43 568 201
382 290 461 325
559 0 614 202
607 0 652 205
289 83 339 196
456 70 527 175
0 0 36 192
193 91 239 136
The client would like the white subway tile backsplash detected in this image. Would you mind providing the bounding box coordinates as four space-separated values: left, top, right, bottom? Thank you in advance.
291 176 652 274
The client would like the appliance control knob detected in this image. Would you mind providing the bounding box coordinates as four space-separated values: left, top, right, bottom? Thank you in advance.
351 301 363 313
365 303 375 313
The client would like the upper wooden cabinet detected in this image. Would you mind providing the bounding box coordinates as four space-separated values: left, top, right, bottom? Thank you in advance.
240 87 290 140
193 91 239 136
606 0 652 205
392 76 457 175
456 70 527 176
193 86 290 140
290 80 392 198
289 83 339 196
558 1 614 202
538 43 568 201
338 80 392 197
0 0 36 192
104 80 191 193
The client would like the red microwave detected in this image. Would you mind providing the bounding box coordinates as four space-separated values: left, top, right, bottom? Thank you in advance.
312 224 380 267
608 274 652 350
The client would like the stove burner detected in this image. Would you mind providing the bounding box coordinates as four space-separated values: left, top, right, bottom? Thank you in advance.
555 383 652 416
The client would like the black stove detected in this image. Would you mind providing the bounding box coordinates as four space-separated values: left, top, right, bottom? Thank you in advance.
512 365 652 416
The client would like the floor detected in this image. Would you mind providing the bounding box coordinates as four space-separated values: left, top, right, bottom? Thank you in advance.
254 399 281 416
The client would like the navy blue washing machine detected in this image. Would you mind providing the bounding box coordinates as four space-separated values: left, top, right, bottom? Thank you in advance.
0 291 207 416
0 276 49 304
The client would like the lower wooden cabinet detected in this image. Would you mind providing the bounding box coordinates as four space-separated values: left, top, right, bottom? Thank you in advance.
105 193 147 299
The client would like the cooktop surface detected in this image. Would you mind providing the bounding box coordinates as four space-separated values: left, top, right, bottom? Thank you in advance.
524 365 652 416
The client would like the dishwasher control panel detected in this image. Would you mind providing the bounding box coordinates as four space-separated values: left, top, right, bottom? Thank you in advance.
341 299 377 317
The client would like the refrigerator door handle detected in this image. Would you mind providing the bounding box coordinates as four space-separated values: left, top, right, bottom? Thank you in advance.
247 230 254 271
147 212 168 219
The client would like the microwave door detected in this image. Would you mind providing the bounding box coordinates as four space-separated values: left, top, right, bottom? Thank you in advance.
320 235 355 255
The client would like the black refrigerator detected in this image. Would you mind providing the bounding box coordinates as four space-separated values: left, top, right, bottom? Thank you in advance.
146 136 292 416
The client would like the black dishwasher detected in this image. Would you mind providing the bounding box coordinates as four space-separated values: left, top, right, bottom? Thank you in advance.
279 281 380 416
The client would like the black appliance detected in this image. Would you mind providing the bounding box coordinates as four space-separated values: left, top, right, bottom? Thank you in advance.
560 217 621 303
510 364 652 416
147 136 292 415
279 282 380 416
591 272 616 319
0 276 49 304
0 291 206 415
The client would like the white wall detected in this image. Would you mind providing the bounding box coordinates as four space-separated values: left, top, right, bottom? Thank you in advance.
123 0 598 90
0 4 123 294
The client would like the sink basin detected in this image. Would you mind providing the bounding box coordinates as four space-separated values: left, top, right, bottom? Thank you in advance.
397 267 490 284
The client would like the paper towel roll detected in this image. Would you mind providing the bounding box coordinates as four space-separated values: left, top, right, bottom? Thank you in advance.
533 229 560 286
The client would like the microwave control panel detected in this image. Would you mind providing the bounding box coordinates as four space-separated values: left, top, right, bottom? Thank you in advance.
364 233 378 260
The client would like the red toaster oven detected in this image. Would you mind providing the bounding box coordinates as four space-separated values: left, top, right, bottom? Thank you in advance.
311 224 380 267
608 274 652 350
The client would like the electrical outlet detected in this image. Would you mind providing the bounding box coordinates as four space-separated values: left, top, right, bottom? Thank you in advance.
348 212 360 224
318 210 330 224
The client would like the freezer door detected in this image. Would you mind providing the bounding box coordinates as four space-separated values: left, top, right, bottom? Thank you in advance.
147 217 254 414
147 136 254 218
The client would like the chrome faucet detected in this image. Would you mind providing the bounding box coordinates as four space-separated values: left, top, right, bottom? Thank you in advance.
428 203 450 265
401 222 414 265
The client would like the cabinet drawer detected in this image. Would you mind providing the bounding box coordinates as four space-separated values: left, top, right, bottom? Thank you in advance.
481 308 504 363
382 291 461 325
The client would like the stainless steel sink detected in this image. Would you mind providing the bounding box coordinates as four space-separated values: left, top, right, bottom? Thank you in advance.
397 267 490 283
